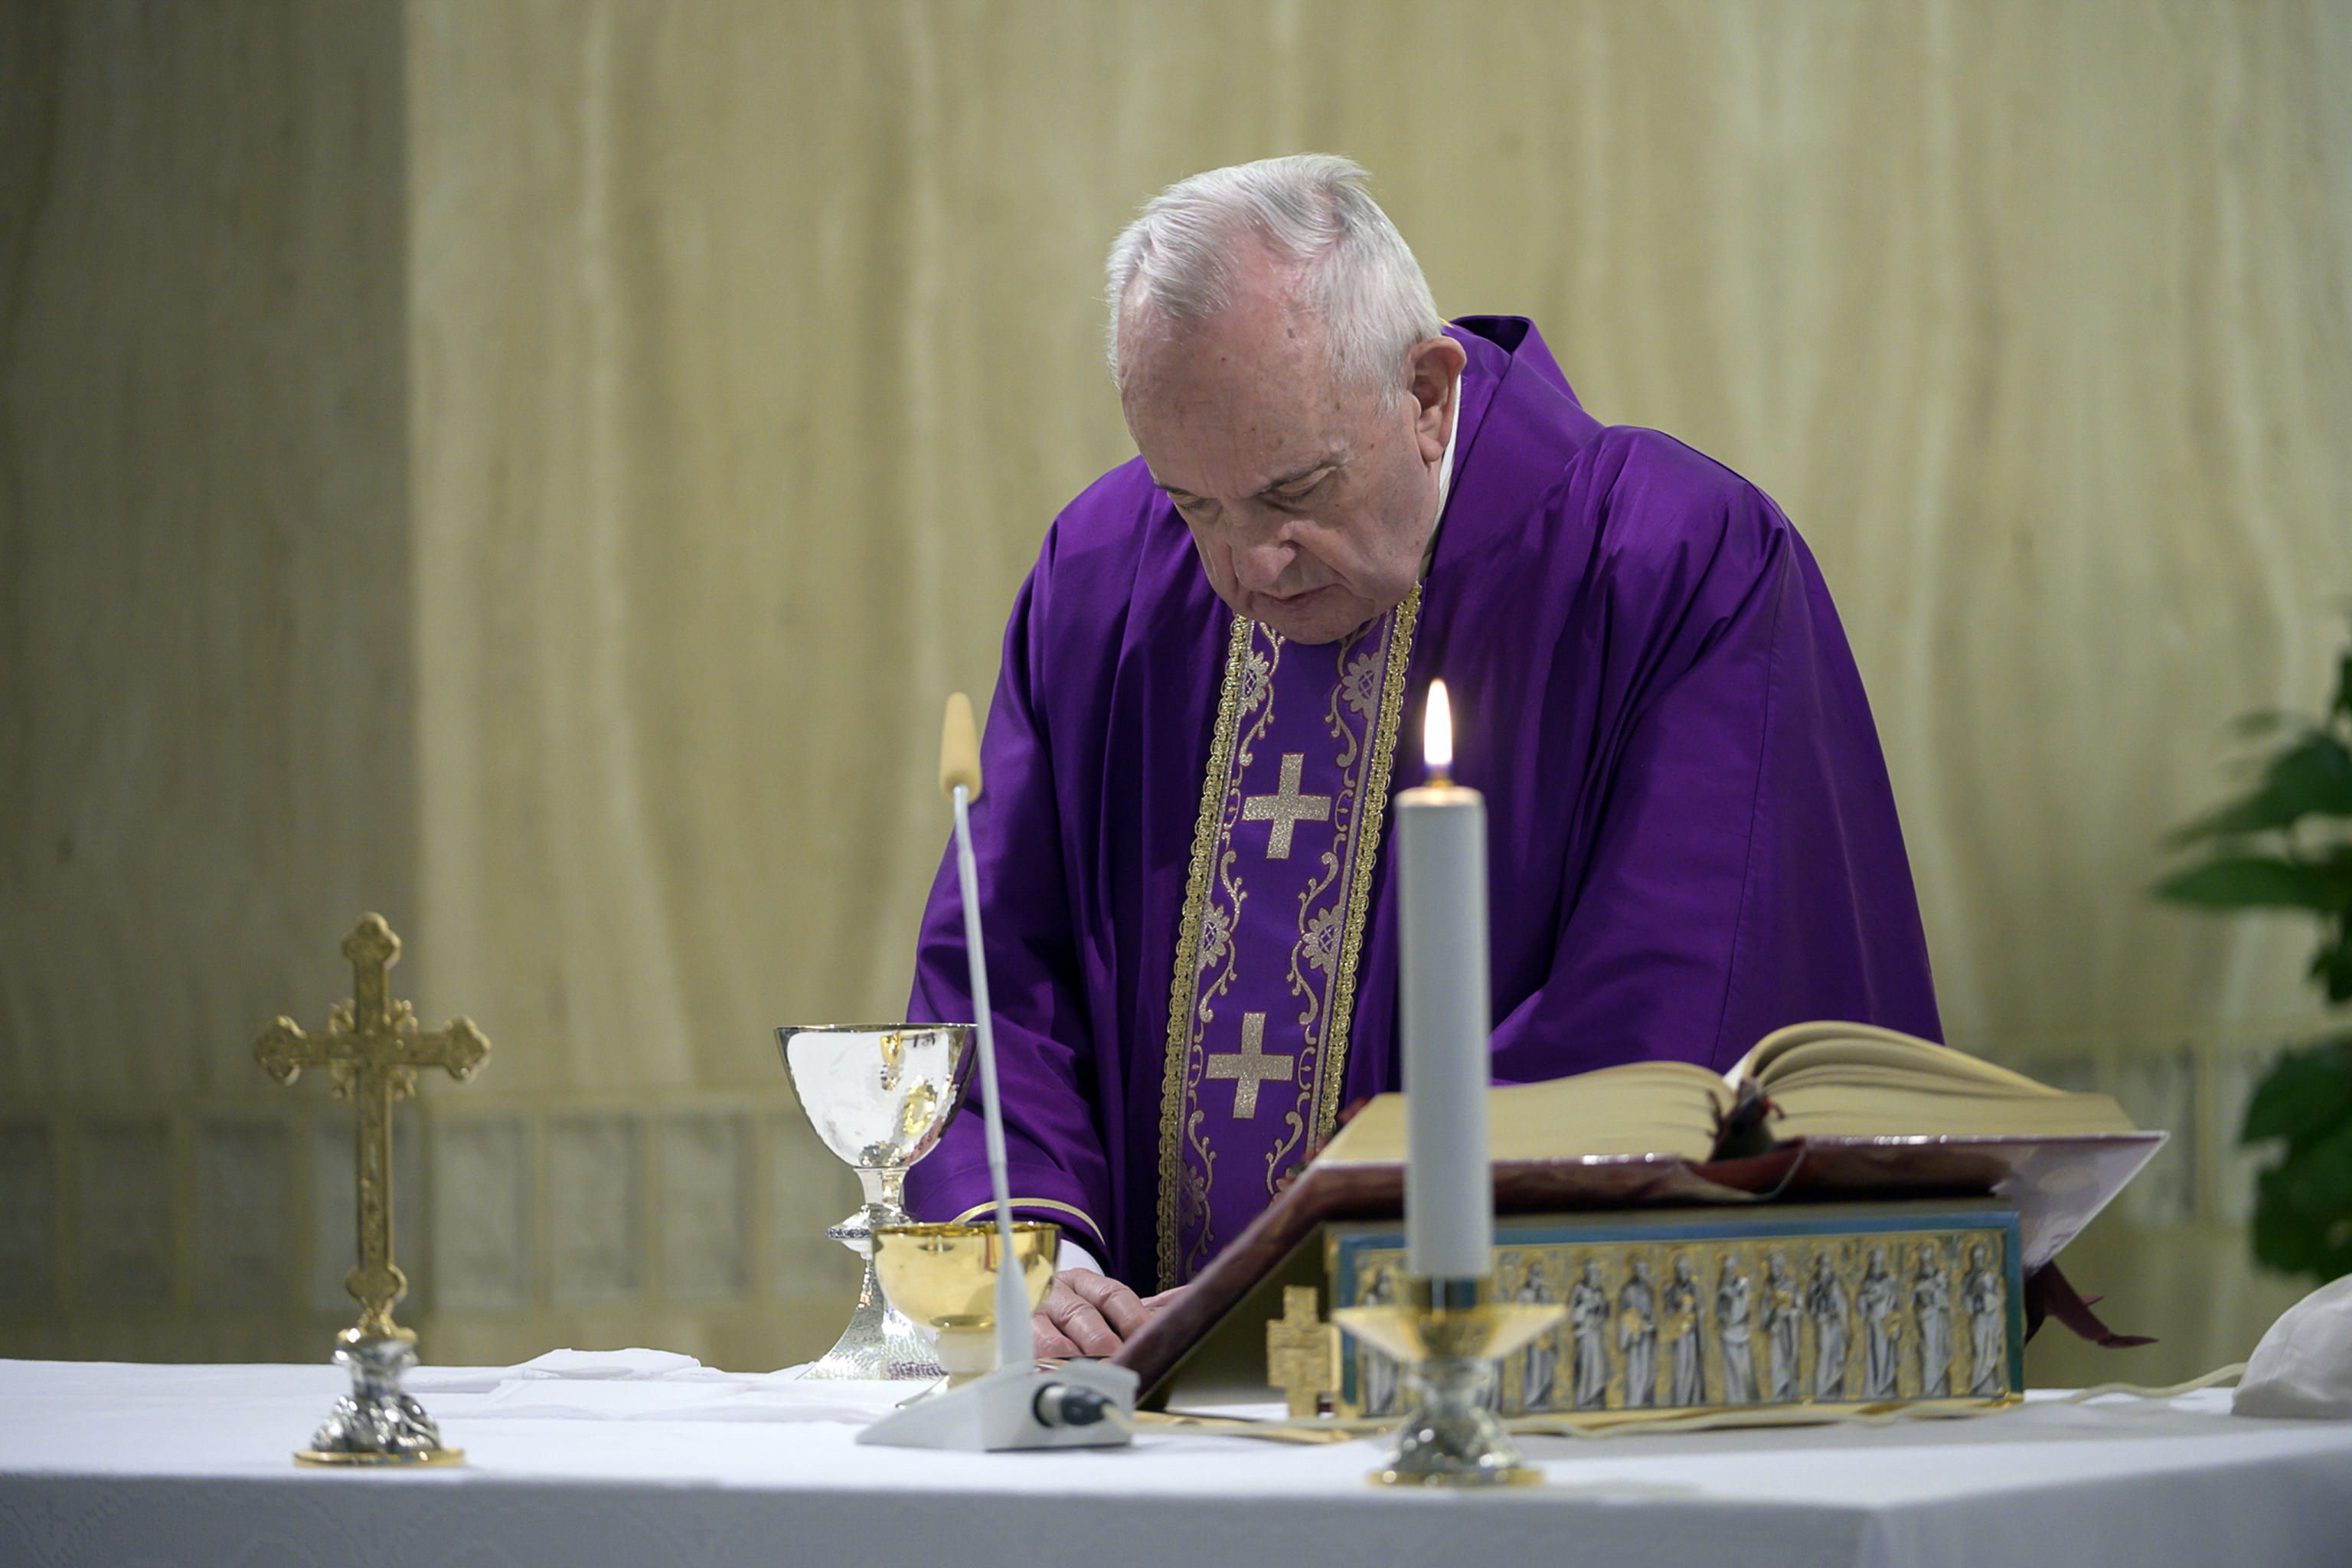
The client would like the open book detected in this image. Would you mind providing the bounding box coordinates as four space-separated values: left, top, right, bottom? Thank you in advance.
1312 1021 2140 1169
1111 1023 2162 1400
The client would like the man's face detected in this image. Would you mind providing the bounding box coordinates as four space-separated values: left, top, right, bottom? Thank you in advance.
1119 279 1461 645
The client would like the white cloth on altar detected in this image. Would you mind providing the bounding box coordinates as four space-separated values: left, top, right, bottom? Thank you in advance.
6 1357 2352 1568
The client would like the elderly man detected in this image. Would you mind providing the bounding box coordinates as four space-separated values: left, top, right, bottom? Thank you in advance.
903 155 1939 1357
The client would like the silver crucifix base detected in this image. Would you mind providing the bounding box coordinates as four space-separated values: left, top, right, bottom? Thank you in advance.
295 1328 463 1467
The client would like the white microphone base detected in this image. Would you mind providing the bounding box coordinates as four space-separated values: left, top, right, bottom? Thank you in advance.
855 1360 1138 1452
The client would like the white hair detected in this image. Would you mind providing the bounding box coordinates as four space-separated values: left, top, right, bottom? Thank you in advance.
1105 154 1445 394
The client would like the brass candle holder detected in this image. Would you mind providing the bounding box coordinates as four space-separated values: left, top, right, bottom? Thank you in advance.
1334 1274 1563 1487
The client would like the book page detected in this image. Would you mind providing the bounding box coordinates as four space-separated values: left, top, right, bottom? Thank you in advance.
1313 1060 1728 1166
1732 1021 2067 1097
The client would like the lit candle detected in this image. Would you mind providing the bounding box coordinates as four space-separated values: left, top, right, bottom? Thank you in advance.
1393 680 1492 1280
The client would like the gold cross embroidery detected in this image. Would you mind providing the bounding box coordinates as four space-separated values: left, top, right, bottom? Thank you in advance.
256 914 489 1339
1204 1011 1295 1119
1240 752 1332 860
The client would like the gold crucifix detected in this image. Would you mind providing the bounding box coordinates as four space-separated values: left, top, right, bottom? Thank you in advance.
1205 1011 1295 1119
1266 1285 1334 1419
1241 752 1331 860
256 914 488 1339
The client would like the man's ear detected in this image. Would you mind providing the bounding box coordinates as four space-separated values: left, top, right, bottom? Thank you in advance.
1406 335 1468 463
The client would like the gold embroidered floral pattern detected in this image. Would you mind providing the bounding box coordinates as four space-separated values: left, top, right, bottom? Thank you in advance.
1195 903 1233 974
1301 905 1342 973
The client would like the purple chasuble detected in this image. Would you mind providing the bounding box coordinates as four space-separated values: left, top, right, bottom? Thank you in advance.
905 316 1941 1292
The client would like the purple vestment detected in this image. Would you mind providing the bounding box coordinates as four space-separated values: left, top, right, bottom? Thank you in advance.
905 317 1940 1291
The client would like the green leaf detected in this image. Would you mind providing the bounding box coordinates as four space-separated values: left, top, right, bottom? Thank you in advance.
2241 1044 2352 1143
2316 935 2352 1005
2168 732 2352 843
2334 648 2352 724
2281 1118 2352 1216
2154 856 2337 911
2252 1164 2321 1275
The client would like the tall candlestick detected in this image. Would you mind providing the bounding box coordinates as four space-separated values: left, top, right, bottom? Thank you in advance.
1393 681 1492 1279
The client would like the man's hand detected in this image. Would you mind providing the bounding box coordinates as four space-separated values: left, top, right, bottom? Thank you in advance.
1031 1269 1185 1358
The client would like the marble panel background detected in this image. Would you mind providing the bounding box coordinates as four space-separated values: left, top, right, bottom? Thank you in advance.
3 1 2348 1382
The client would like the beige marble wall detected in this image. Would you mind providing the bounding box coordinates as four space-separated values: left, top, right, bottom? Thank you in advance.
5 1 2347 1379
0 0 415 1099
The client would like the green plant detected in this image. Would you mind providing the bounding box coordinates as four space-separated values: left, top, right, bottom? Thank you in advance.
2156 624 2352 1282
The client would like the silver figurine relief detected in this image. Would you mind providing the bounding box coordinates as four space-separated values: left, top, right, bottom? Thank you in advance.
1965 1241 2007 1396
1914 1242 1955 1396
1716 1254 1757 1403
1568 1258 1610 1410
1762 1248 1803 1403
1617 1256 1658 1408
1663 1254 1705 1407
1509 1253 1560 1410
1335 1220 2017 1419
1858 1246 1903 1400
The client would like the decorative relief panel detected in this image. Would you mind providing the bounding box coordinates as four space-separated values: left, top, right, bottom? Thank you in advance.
2112 1050 2198 1229
430 1116 531 1311
192 1119 293 1312
658 1112 750 1300
767 1112 860 1302
76 1119 174 1308
547 1116 642 1303
0 1050 2236 1370
0 1122 55 1312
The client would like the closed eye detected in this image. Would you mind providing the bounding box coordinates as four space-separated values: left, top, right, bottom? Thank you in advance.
1266 469 1334 508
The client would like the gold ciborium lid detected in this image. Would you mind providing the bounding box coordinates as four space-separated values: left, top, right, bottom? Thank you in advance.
873 1221 1059 1383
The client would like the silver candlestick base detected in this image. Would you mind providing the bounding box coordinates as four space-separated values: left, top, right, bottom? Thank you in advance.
1335 1274 1563 1488
296 1328 463 1467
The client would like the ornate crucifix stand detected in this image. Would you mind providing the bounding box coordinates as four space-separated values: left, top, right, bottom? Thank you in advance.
256 913 489 1466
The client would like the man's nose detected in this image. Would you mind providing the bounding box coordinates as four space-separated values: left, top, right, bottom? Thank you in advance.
1230 534 1295 593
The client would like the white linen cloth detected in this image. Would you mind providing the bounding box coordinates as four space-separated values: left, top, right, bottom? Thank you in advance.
5 1354 2351 1567
2236 1273 2352 1419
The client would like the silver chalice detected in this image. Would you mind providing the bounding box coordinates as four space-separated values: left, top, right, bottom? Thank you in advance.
779 1023 973 1380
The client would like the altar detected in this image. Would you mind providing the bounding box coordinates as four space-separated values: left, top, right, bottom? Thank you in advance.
5 1354 2347 1568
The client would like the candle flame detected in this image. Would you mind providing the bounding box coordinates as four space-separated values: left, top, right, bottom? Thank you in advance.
1424 681 1453 778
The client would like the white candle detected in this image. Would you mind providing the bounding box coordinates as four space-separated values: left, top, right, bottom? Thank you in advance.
1394 681 1492 1280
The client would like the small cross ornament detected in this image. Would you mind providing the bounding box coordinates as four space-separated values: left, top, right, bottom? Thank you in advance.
1266 1284 1335 1419
256 914 488 1339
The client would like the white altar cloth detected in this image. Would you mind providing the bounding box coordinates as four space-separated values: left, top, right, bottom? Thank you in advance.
5 1354 2350 1568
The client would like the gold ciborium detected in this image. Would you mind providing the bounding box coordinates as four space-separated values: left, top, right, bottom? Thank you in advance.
1335 1274 1565 1487
779 1024 973 1379
871 1221 1058 1387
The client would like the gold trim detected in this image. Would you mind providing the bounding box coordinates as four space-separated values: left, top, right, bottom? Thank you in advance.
951 1197 1102 1243
1312 584 1421 1146
1158 616 1257 1292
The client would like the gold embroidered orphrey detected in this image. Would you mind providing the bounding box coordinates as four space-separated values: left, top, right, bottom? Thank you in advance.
256 913 490 1338
1156 588 1423 1291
